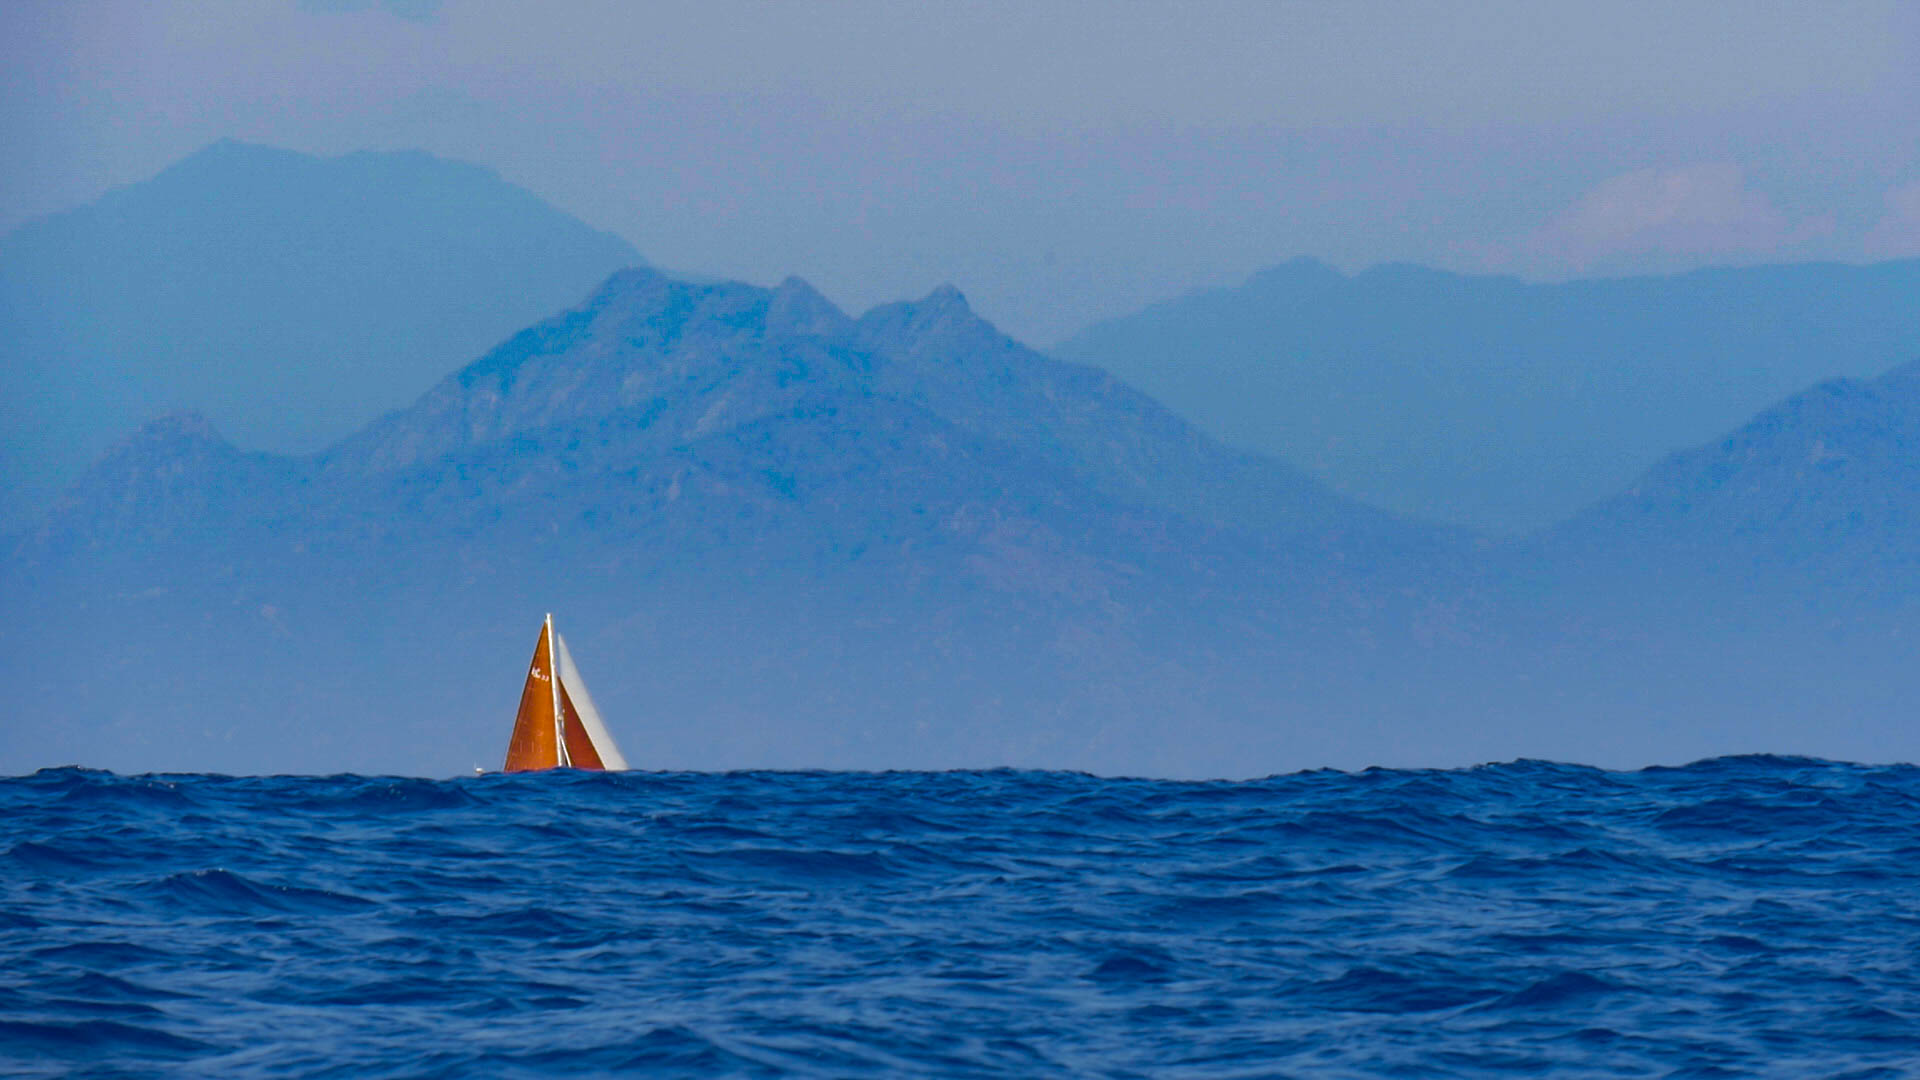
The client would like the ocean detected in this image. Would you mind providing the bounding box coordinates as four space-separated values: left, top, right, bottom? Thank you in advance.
3 759 1917 1077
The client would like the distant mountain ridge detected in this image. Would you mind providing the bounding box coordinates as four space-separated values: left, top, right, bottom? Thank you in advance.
6 268 1457 778
330 267 1425 550
1055 257 1920 535
1539 358 1920 605
0 140 642 527
12 261 1920 777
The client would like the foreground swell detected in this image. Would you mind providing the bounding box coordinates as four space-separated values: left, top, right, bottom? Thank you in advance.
4 758 1919 1077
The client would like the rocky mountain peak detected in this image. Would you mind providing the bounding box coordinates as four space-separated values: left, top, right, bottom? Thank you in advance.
129 410 227 447
0 140 644 531
30 410 283 550
923 282 969 308
853 283 1008 367
333 270 867 474
1539 355 1920 602
585 264 670 303
767 276 853 339
306 265 1413 563
81 412 245 480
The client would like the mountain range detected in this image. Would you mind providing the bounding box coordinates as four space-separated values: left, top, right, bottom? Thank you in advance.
12 259 1920 777
6 268 1474 777
1055 257 1920 535
0 140 640 528
1537 357 1920 608
7 145 1919 777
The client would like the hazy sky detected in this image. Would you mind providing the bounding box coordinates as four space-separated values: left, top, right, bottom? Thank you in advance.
5 1 1918 342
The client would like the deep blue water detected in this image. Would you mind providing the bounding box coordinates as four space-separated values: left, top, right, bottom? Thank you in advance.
3 759 1919 1078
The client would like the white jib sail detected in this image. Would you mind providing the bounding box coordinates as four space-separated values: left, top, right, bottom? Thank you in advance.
553 631 630 770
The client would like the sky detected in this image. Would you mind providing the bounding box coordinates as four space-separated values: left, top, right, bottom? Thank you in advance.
4 1 1919 344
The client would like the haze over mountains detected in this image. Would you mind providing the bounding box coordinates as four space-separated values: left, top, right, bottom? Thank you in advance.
1056 257 1920 535
0 140 640 527
6 268 1468 777
5 143 1917 777
11 257 1920 776
1538 358 1920 607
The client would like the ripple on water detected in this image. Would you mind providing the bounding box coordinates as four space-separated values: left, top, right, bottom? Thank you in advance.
0 758 1916 1078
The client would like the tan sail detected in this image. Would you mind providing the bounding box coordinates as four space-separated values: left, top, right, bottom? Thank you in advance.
502 618 561 772
502 614 629 772
559 683 605 770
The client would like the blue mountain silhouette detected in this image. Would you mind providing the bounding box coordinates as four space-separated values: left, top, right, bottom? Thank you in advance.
1056 257 1920 534
0 140 640 526
7 269 1458 777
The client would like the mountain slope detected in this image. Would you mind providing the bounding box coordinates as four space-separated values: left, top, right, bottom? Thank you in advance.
335 267 1435 553
1054 258 1920 534
0 140 642 527
1537 359 1920 606
5 270 1457 778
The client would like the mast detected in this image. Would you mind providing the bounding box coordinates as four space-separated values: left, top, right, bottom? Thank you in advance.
547 613 569 767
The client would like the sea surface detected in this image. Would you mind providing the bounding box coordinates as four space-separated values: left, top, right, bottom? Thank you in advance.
3 759 1919 1078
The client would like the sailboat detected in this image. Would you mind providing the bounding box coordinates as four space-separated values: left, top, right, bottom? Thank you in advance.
502 614 630 772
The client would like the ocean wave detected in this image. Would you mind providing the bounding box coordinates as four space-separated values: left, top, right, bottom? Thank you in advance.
3 757 1917 1077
